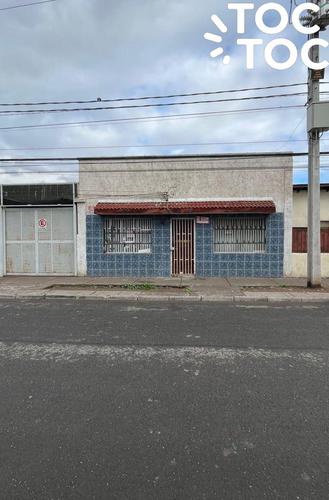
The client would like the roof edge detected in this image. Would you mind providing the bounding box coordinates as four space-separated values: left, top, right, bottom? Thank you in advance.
79 152 294 162
94 200 276 216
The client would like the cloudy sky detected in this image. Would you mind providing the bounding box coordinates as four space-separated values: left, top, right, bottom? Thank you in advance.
0 0 328 184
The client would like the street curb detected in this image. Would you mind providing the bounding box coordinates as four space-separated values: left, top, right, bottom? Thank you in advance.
1 291 329 303
202 296 234 302
233 296 269 303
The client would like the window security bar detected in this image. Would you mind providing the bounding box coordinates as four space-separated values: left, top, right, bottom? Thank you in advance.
104 217 152 254
214 216 266 253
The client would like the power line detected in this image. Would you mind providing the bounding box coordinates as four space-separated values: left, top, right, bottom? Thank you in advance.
0 92 309 115
0 105 306 132
0 154 328 171
0 138 327 152
2 82 329 107
1 152 329 162
275 115 307 152
0 0 57 11
0 82 317 107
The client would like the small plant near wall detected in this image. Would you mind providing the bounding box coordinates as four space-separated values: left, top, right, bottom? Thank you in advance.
122 283 156 291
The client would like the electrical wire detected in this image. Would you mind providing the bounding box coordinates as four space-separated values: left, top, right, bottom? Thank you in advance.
0 105 306 132
0 138 327 152
0 82 318 107
2 82 329 107
0 152 329 162
0 0 57 11
274 115 307 152
0 92 309 115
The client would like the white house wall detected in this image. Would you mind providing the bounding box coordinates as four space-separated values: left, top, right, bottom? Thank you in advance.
79 156 292 212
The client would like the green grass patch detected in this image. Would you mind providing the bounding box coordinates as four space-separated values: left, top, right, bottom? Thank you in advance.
121 282 156 291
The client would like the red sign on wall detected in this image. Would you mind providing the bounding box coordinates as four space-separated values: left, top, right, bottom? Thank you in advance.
196 216 210 224
38 217 48 230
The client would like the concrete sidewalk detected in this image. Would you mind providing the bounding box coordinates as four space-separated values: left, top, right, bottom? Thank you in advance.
1 276 329 303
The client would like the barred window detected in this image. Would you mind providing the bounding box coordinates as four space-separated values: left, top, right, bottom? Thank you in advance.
104 217 152 254
214 216 266 253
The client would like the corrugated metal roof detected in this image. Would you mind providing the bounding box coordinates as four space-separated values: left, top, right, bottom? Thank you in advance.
94 200 276 215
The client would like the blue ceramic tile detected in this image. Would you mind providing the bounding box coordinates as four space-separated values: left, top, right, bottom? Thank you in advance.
86 213 284 278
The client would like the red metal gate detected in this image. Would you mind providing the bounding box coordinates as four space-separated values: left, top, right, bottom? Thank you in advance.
171 218 195 275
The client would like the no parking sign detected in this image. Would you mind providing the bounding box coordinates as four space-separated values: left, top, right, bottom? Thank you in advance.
38 217 48 230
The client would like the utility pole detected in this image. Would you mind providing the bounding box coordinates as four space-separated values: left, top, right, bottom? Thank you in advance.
306 0 329 287
307 28 321 288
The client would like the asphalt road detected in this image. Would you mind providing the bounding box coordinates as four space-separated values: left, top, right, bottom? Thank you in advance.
1 299 329 500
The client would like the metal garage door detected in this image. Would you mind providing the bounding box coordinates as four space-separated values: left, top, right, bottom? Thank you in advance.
5 207 75 275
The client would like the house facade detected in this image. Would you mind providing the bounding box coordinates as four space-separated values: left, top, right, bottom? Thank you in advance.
4 159 329 279
76 154 293 278
291 183 329 277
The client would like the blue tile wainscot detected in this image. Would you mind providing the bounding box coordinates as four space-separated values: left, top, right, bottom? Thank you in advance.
86 213 284 278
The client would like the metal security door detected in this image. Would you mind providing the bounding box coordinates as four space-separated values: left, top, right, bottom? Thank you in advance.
5 208 36 273
171 218 195 275
5 207 75 275
36 207 74 274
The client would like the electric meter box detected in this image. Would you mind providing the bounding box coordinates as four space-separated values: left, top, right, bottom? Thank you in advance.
307 101 329 132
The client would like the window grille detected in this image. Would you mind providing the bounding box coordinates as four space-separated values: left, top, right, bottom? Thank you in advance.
214 216 266 253
104 217 152 254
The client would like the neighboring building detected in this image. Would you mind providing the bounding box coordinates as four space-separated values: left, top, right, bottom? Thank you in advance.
0 184 77 276
291 183 329 277
76 154 293 278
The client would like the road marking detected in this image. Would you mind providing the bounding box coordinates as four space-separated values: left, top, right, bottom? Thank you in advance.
236 304 320 310
121 306 169 312
0 342 326 366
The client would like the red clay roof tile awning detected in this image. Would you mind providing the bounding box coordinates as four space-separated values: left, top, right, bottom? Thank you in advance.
94 200 276 215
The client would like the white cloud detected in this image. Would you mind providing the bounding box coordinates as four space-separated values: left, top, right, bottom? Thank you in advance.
0 0 327 184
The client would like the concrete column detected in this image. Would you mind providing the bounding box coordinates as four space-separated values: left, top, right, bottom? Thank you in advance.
76 202 87 276
307 129 321 286
283 166 293 276
307 29 321 287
